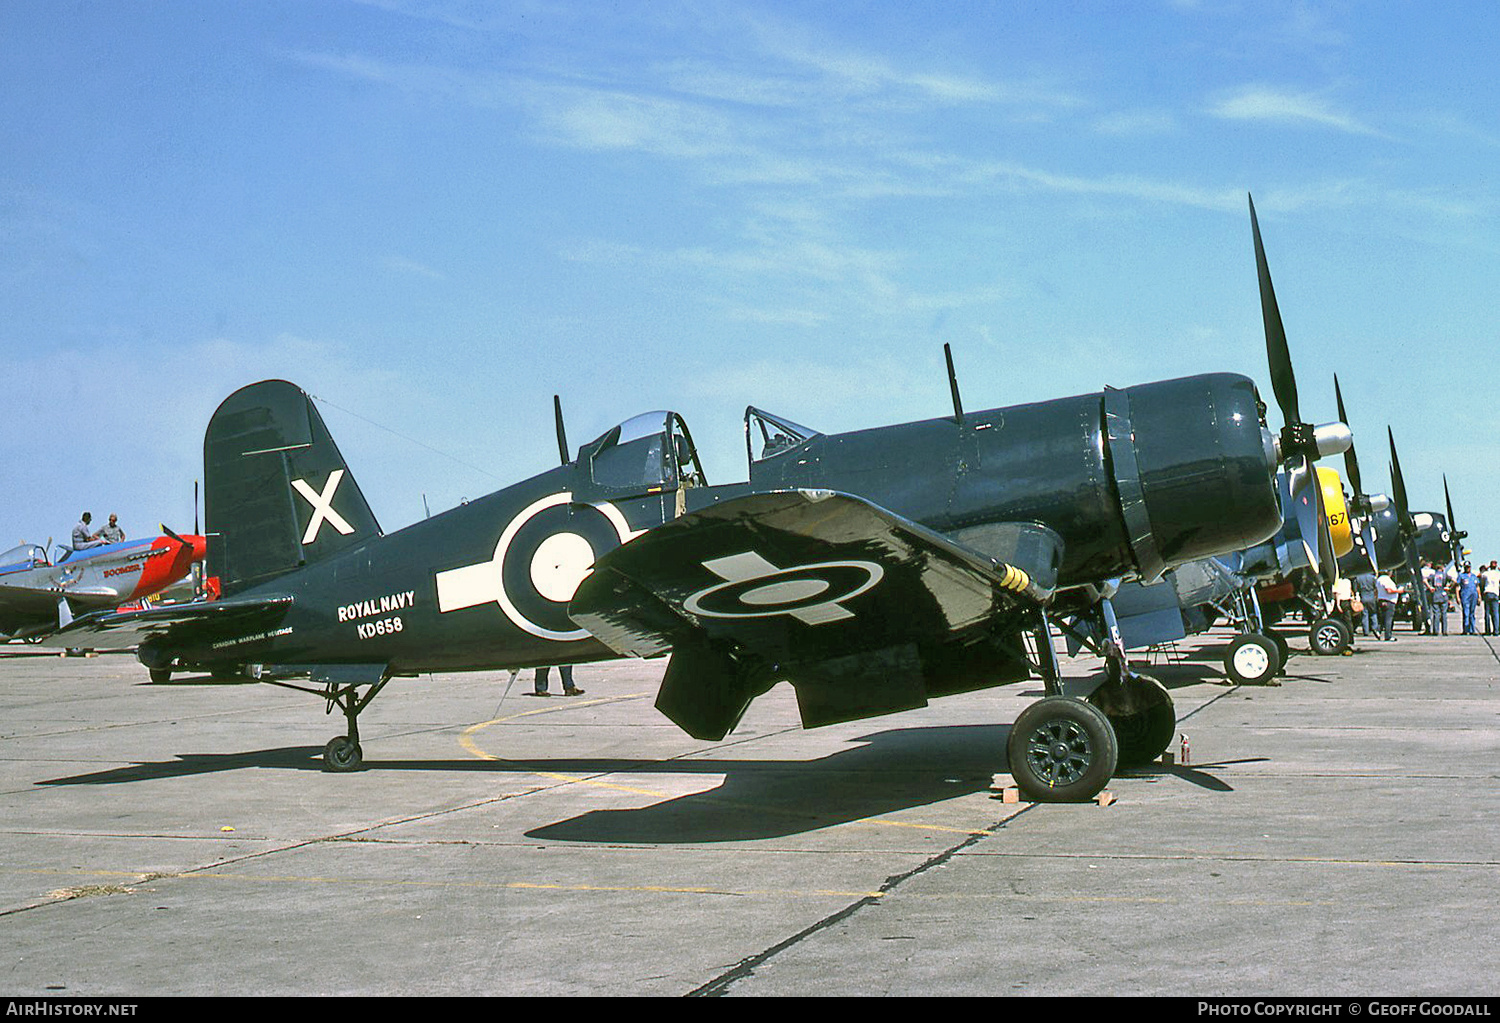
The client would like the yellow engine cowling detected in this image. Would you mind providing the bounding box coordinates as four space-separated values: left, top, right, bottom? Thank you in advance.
1316 466 1354 559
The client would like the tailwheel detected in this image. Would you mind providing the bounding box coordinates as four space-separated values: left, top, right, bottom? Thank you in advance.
323 735 364 772
1007 696 1118 802
1088 673 1176 767
1308 617 1352 656
1224 633 1282 686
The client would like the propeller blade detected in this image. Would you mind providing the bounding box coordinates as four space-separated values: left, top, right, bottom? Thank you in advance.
1388 428 1411 527
1250 194 1300 429
1361 521 1381 575
1334 375 1363 498
194 480 200 536
553 395 570 467
1289 459 1324 577
1314 475 1340 583
1444 474 1465 562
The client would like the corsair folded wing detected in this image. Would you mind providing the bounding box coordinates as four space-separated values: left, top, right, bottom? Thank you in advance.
37 595 293 651
570 490 1060 740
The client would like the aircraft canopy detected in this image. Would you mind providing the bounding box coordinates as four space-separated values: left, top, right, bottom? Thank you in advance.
745 407 819 466
580 411 707 498
0 544 47 574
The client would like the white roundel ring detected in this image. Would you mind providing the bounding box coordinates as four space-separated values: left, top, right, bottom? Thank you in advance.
492 492 640 642
684 558 883 626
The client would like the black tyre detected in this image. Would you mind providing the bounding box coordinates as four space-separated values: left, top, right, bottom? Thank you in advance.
1088 674 1176 768
1262 627 1291 672
323 736 363 772
1224 633 1281 685
1007 697 1118 802
1308 617 1352 656
148 668 172 684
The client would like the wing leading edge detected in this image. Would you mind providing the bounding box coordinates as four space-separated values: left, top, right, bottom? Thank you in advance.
570 490 1059 740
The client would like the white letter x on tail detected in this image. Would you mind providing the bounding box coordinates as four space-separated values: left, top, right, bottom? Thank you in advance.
291 470 355 544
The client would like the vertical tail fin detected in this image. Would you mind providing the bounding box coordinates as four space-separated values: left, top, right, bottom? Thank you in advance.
205 380 381 596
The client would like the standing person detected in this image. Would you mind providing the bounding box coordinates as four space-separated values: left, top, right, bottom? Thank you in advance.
1418 561 1436 634
70 512 103 550
1483 560 1500 635
1428 562 1451 636
1331 575 1356 642
1354 569 1379 638
532 665 584 697
98 514 125 544
1457 563 1482 636
1376 570 1405 641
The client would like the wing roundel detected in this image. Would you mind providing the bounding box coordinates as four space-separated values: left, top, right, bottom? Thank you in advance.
570 490 1060 739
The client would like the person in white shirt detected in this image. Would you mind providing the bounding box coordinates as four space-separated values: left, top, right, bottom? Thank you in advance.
1482 561 1500 635
1376 571 1405 641
1332 575 1355 643
1426 561 1451 635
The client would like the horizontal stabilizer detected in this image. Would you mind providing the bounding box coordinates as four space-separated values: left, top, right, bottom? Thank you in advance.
37 596 293 652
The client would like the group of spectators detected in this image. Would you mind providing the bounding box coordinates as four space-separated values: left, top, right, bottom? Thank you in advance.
1334 561 1500 641
1341 569 1411 642
1422 559 1500 636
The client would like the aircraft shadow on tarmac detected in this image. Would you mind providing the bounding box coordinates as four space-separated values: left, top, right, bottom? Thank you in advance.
36 723 1256 843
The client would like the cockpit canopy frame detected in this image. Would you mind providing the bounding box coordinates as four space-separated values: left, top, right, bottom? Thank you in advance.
0 544 48 574
573 410 707 502
745 407 819 466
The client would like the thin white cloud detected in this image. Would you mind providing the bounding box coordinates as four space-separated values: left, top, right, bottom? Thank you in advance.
383 255 447 280
1209 85 1391 139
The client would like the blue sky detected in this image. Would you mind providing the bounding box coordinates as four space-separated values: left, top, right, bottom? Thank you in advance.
2 0 1496 561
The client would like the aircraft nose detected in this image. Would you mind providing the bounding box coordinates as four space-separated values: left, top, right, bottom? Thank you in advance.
188 535 208 562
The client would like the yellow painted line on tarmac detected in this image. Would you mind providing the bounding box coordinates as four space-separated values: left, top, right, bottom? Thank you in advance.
6 865 882 900
850 818 996 837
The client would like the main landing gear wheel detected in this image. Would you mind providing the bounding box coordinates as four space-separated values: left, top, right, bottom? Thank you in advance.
1309 617 1352 656
1263 628 1291 673
148 668 172 684
1088 673 1176 768
1007 697 1118 802
1224 633 1281 686
323 735 364 772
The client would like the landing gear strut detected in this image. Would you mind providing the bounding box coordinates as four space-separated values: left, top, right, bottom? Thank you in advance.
1005 610 1122 801
320 678 390 772
1012 600 1175 799
1210 587 1287 683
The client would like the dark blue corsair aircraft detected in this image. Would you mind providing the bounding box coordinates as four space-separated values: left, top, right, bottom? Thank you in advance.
44 198 1332 802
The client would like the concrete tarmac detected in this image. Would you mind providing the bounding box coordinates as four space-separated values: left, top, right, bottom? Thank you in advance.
1 625 1497 997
